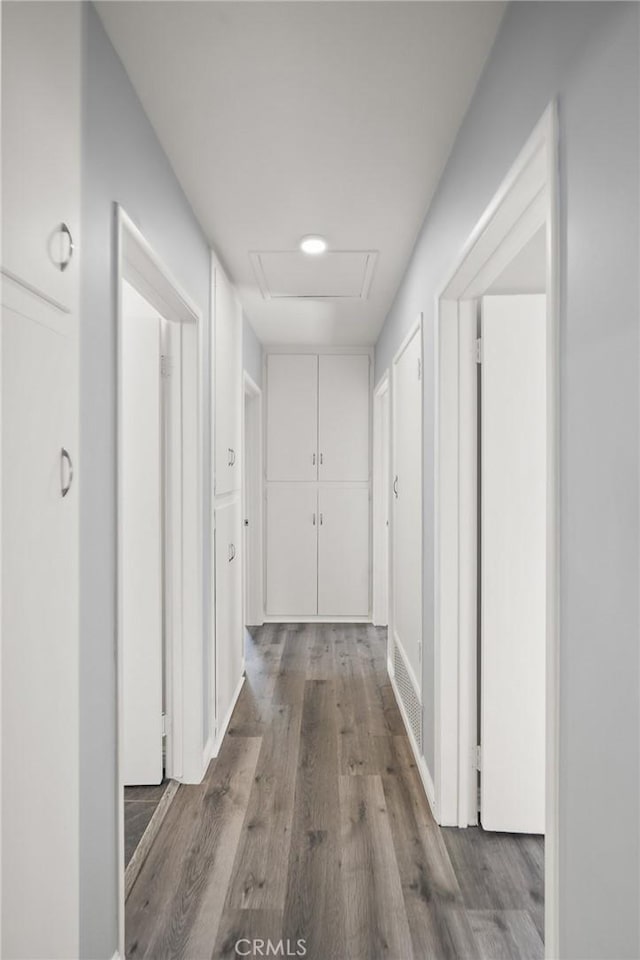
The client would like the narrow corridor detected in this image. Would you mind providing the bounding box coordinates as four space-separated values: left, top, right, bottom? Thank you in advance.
126 626 543 959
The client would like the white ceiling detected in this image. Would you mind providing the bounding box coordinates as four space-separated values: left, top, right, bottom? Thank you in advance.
97 1 505 346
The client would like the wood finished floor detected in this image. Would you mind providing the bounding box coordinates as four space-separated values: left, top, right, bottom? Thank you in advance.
126 624 544 960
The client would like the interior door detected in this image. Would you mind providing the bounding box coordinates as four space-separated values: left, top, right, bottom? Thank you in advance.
318 354 370 481
318 487 370 616
214 265 241 496
121 283 164 785
480 294 546 834
215 499 243 728
266 354 318 481
266 484 318 615
392 325 423 691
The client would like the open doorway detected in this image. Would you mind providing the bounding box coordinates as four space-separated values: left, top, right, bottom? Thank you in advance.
116 208 204 954
434 107 558 954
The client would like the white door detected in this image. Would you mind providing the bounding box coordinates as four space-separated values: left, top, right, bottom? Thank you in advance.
214 265 241 496
374 386 390 627
121 284 164 786
266 354 318 481
392 325 423 691
2 298 79 959
318 354 370 481
266 485 318 615
480 294 546 834
318 487 370 616
215 499 243 728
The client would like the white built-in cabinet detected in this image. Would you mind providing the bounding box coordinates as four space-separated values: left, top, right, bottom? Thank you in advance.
214 263 242 497
214 499 244 729
1 3 81 956
212 257 244 743
265 352 371 618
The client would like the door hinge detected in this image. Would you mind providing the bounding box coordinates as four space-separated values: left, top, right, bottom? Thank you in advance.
160 354 173 378
161 713 168 738
417 357 422 380
475 338 483 364
474 745 482 770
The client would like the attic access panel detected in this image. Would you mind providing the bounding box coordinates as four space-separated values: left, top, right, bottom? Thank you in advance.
250 250 377 300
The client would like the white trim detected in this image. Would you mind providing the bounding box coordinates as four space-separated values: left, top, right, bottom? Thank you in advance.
389 670 436 819
263 615 371 625
210 675 246 760
243 372 264 627
372 371 390 627
432 104 560 956
115 206 205 960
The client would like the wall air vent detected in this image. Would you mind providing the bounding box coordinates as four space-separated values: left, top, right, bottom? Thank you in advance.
394 642 423 752
249 250 377 301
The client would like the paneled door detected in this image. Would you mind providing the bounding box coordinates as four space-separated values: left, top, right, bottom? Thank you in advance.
318 354 370 481
391 324 423 693
214 264 241 496
266 354 318 481
318 487 370 616
266 485 318 615
215 499 243 729
480 294 546 834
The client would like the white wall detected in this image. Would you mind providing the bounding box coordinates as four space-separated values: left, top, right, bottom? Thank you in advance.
375 3 639 956
80 6 211 956
243 311 263 387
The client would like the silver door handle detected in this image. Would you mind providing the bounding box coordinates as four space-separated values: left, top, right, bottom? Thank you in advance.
320 453 323 465
228 543 236 562
319 513 323 525
61 448 73 497
393 475 398 499
228 448 236 466
50 222 74 272
312 513 316 526
312 453 316 466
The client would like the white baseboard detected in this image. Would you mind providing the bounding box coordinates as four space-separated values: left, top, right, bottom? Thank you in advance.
211 674 245 760
112 950 123 960
263 615 371 624
389 668 437 822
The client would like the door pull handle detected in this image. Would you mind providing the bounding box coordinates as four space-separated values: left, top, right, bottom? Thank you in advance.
61 448 73 497
312 453 316 466
393 475 399 499
312 513 316 526
319 513 323 525
228 543 236 562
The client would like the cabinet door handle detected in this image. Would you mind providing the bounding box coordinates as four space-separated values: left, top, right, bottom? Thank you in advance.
393 475 399 499
50 222 74 273
319 513 323 525
312 453 316 466
228 543 236 562
320 453 324 465
61 447 73 497
228 447 236 467
312 513 316 526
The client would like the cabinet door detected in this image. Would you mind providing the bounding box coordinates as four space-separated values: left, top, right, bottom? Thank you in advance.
318 487 370 616
215 500 244 729
266 354 318 481
319 354 370 481
266 485 318 615
214 265 241 496
2 299 79 958
1 2 80 310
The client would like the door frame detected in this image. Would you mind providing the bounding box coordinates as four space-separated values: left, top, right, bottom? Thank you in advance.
372 371 390 627
115 206 204 955
433 105 559 954
242 371 264 627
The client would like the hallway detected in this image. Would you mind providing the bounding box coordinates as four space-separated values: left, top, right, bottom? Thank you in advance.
126 625 543 960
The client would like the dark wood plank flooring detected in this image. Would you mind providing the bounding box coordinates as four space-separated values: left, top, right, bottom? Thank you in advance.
126 624 543 959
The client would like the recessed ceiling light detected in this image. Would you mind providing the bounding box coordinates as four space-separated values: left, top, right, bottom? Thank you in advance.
300 235 328 255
